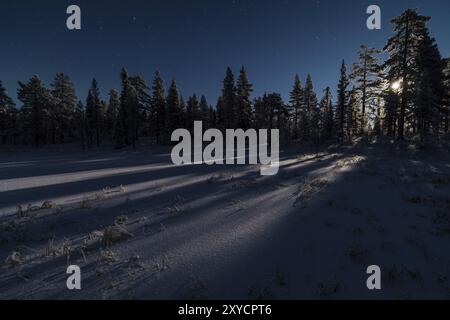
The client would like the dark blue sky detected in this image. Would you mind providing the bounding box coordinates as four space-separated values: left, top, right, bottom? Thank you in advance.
1 0 449 106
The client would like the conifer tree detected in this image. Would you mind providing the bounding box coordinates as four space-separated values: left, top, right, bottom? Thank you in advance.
51 73 77 144
106 89 120 141
443 59 450 133
346 88 360 140
151 71 166 144
74 100 87 150
289 74 304 140
350 45 382 134
216 96 225 130
319 87 334 142
254 96 268 130
130 75 151 140
303 74 318 141
336 61 349 143
222 67 237 129
236 66 253 129
118 69 139 148
0 81 17 145
166 79 184 139
17 76 54 147
199 95 210 128
186 94 200 132
415 30 446 141
384 9 430 140
86 78 102 147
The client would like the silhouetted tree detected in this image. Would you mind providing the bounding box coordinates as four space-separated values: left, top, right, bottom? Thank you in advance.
384 9 430 140
50 73 77 144
289 74 304 140
336 61 349 142
350 45 382 134
236 66 253 129
86 79 102 147
0 81 17 144
221 67 237 129
17 76 54 147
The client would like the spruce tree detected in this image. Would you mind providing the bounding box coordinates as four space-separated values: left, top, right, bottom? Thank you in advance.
151 71 166 144
346 87 360 140
289 74 304 140
319 87 334 142
106 89 120 142
384 9 430 140
216 96 225 130
0 81 17 144
119 69 139 148
415 30 446 141
222 67 237 129
17 76 54 147
186 94 200 132
199 95 210 128
443 59 450 133
86 79 102 147
130 75 151 141
236 66 253 129
74 100 87 150
254 96 268 130
303 74 317 141
51 73 77 144
336 61 349 143
166 79 183 140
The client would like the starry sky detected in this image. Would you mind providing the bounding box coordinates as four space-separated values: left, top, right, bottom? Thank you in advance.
1 0 450 106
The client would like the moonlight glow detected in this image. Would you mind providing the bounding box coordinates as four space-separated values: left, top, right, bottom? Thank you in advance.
391 80 402 91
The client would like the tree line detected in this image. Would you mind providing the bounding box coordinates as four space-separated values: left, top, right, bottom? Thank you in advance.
0 9 449 149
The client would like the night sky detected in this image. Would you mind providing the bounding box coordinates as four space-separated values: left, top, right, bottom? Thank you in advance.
1 0 450 106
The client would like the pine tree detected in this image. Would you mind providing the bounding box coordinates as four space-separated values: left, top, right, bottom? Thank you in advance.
118 69 139 148
130 75 151 141
86 78 102 147
443 59 450 133
346 87 360 140
350 45 382 134
209 106 217 128
384 9 430 140
186 94 200 132
74 100 87 149
17 76 54 147
0 81 17 144
319 87 334 142
199 95 210 128
303 74 318 141
383 91 400 138
216 96 225 130
336 61 349 143
50 73 77 144
254 96 268 130
222 67 237 129
415 30 446 141
106 89 120 142
236 66 253 129
289 74 304 140
166 79 184 140
151 71 166 144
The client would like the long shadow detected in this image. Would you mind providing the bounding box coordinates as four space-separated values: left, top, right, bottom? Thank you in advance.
0 150 170 180
0 146 372 299
0 152 347 260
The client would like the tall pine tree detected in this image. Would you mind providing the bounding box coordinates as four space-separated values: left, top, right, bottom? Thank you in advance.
383 9 430 140
236 66 253 129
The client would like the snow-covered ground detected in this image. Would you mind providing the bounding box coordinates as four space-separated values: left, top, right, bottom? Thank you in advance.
0 141 450 299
